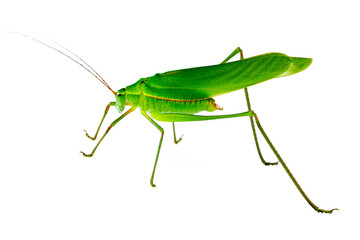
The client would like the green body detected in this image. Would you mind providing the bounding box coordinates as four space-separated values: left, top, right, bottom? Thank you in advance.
115 53 311 120
12 33 337 213
80 49 336 214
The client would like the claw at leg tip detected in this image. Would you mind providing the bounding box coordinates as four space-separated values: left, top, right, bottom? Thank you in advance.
319 208 339 214
80 151 92 157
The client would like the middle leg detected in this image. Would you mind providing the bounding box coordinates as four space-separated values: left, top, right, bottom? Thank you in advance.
141 111 165 188
172 122 183 144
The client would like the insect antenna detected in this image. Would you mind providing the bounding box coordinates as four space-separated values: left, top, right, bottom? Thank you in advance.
6 32 116 95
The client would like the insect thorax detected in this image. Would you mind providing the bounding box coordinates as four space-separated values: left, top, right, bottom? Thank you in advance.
123 79 221 115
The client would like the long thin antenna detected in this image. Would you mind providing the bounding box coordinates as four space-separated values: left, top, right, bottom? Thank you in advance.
4 32 116 95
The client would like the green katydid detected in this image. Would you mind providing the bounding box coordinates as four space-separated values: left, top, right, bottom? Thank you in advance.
14 33 337 213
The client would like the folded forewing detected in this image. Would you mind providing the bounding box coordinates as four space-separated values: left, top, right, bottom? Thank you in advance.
143 53 312 101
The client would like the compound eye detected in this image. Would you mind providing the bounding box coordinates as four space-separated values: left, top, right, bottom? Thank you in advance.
116 88 126 96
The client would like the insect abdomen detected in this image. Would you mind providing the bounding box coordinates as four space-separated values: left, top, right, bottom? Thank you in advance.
142 96 219 115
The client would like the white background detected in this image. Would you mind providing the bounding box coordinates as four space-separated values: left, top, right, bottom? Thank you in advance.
0 0 359 239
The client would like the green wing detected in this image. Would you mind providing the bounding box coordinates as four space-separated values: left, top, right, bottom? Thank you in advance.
143 53 312 101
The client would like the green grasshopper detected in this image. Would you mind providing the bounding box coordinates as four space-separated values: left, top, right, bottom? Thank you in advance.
16 33 337 213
